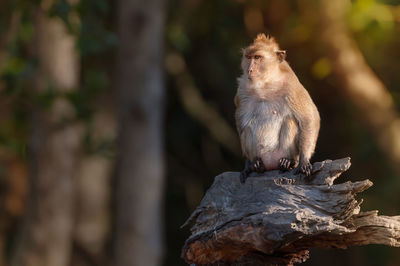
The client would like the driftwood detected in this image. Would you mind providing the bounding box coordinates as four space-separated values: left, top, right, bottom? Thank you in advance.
181 158 400 265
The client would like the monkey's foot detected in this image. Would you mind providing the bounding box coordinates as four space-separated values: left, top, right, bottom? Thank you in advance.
279 158 296 171
295 161 312 176
250 157 266 173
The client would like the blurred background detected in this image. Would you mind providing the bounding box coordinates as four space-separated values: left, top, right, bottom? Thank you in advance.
1 0 400 265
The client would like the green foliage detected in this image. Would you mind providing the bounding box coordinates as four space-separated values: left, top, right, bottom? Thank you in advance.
311 57 332 79
49 0 74 29
349 0 394 35
0 2 36 157
66 70 109 120
76 0 117 56
0 0 116 158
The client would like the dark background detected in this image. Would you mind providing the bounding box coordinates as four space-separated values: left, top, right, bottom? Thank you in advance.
1 0 400 266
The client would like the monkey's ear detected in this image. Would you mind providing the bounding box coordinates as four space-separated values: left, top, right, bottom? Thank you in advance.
275 50 286 62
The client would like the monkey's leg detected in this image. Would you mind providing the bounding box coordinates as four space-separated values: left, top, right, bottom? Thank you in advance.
240 158 266 183
279 158 297 171
240 159 252 183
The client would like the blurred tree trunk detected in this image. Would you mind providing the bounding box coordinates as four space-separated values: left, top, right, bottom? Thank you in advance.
10 3 82 266
114 0 165 265
72 96 116 266
319 0 400 171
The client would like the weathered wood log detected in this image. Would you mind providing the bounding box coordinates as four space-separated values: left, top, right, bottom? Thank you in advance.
181 158 400 265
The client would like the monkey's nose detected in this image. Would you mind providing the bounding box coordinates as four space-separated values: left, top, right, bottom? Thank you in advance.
248 69 256 77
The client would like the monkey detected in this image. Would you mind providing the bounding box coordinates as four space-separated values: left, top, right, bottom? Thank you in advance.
234 34 320 183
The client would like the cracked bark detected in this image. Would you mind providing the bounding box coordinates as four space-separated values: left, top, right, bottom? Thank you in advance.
182 158 400 266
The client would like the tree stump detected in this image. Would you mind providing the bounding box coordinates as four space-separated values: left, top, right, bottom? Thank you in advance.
181 158 400 265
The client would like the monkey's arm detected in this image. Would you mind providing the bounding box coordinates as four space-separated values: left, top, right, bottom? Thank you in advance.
287 87 320 175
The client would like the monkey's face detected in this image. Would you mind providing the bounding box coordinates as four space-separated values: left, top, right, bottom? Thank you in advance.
241 34 287 85
241 50 275 82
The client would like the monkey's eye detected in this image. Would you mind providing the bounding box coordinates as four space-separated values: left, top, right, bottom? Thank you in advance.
246 55 251 60
254 55 261 60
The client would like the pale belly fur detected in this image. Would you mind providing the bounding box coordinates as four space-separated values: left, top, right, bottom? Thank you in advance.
237 99 298 170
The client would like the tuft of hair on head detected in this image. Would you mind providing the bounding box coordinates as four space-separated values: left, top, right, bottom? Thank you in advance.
254 33 270 43
252 33 279 49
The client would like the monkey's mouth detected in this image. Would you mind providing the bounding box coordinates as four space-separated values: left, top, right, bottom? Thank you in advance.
248 71 259 79
248 73 258 80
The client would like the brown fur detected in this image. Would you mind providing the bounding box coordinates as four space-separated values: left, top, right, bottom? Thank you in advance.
235 34 320 172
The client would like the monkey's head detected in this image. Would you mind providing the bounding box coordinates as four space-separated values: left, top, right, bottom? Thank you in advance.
241 34 286 82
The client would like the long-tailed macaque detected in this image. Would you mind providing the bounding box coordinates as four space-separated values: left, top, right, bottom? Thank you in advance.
235 34 320 183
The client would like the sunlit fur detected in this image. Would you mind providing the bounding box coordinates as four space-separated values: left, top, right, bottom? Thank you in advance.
235 34 320 171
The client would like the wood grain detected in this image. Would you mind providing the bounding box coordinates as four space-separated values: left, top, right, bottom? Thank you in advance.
182 158 400 265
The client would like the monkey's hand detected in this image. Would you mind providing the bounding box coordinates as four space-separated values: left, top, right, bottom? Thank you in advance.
250 157 266 173
279 158 296 171
294 160 312 176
